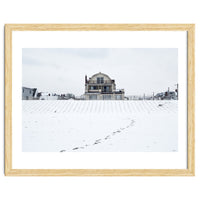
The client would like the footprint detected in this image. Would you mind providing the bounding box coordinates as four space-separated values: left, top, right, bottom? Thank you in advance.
81 118 136 149
105 135 110 140
72 147 79 150
94 141 101 145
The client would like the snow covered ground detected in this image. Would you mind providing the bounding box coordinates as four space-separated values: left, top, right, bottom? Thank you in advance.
22 100 178 152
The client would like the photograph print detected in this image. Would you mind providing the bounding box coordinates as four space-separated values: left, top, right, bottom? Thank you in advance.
22 48 178 152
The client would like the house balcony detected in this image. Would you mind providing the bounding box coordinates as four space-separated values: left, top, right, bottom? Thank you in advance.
86 89 124 94
88 80 113 84
87 89 113 93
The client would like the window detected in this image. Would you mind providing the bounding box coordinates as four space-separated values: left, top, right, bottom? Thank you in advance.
103 86 110 92
97 77 104 84
89 94 97 100
115 95 122 100
90 86 97 90
103 95 111 100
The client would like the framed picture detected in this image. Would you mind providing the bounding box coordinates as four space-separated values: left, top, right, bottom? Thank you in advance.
5 24 195 176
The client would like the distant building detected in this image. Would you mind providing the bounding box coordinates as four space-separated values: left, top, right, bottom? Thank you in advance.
58 93 75 100
84 72 124 100
38 92 59 100
126 95 140 100
22 87 38 100
163 91 177 100
154 91 177 100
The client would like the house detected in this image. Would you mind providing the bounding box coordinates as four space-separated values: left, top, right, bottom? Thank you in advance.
58 93 75 100
84 72 125 100
38 92 59 100
154 91 177 100
22 87 38 100
163 91 177 100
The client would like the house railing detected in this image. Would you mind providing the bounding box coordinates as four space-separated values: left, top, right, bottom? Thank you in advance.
88 80 113 84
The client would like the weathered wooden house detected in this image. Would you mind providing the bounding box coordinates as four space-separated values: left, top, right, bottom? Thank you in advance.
22 87 38 100
84 72 124 100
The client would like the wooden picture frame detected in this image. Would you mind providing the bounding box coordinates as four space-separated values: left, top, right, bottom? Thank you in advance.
5 24 195 176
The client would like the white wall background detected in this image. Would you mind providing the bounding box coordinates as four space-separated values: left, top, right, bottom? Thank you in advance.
0 0 199 200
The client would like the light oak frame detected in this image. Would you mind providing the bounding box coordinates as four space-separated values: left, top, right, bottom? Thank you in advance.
5 24 195 176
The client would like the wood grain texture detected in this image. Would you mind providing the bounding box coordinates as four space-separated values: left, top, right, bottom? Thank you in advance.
4 24 194 31
5 24 12 176
4 24 195 176
187 25 195 176
5 169 194 176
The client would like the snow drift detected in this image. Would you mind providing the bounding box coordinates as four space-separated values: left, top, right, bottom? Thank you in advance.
22 100 178 152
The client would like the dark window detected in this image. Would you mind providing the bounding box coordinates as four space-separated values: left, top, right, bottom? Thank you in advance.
115 95 122 100
89 94 97 100
103 95 111 100
90 86 97 90
97 77 104 84
103 86 110 92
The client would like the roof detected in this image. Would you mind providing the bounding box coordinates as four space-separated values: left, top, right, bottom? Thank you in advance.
90 72 112 80
22 86 37 90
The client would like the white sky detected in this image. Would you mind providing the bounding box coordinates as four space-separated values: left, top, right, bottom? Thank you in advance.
22 48 178 96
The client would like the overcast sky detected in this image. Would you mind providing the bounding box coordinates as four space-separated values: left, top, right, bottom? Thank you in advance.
22 48 178 96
